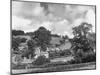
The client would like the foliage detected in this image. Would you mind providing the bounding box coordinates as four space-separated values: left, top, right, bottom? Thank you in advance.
14 55 23 64
72 22 95 63
87 32 96 50
12 30 25 36
33 26 51 51
12 63 26 69
59 35 69 45
25 40 36 58
49 50 71 59
67 59 80 64
51 34 60 37
72 22 92 37
25 32 35 36
33 55 50 65
82 53 96 63
12 37 21 51
20 38 27 43
12 37 27 51
27 40 36 50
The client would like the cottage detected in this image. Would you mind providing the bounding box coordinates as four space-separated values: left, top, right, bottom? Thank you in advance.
34 47 49 59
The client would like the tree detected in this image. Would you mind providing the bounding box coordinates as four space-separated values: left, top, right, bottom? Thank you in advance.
25 32 35 36
20 38 27 43
21 39 36 59
60 35 69 44
72 22 95 63
73 22 92 38
33 27 51 51
25 39 36 58
12 37 21 51
12 37 27 50
87 32 96 51
12 30 25 36
33 55 50 65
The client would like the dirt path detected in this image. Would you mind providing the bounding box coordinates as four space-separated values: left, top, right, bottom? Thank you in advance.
50 56 74 62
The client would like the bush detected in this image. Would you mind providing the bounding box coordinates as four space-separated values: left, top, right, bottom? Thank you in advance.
12 63 26 69
68 53 96 64
33 55 50 65
82 53 96 63
68 59 81 64
49 50 71 59
12 30 25 36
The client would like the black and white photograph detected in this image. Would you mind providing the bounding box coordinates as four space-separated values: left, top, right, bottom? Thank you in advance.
11 0 96 74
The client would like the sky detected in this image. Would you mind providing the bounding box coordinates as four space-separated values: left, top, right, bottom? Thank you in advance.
12 0 95 38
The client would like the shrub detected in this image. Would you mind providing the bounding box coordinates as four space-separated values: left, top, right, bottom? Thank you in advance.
12 63 26 69
68 59 81 64
68 53 96 64
21 38 27 43
82 53 96 63
33 55 50 65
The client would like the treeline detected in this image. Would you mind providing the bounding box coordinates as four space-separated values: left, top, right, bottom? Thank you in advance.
12 30 36 36
12 29 64 38
12 30 25 36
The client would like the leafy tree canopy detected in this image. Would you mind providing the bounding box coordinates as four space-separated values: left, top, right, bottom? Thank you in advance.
33 26 51 51
72 22 95 63
12 30 25 36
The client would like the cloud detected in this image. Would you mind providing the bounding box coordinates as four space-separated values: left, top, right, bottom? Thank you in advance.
12 1 44 20
12 1 95 38
50 19 74 37
85 9 95 32
12 16 31 31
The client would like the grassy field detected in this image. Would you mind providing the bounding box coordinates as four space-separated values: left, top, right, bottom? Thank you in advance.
12 62 96 74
